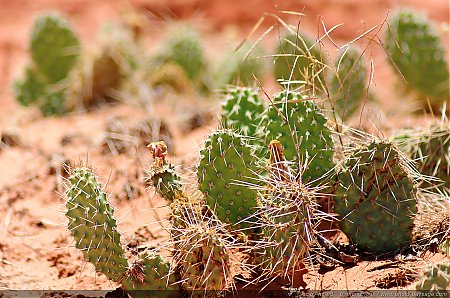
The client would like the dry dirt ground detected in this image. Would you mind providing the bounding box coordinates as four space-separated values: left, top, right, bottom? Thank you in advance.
0 0 449 294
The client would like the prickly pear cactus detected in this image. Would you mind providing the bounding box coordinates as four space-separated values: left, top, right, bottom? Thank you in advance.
174 220 232 294
385 9 449 107
215 42 266 87
262 91 334 183
66 167 181 294
157 26 204 81
274 32 326 92
14 69 66 116
395 125 449 189
258 141 318 281
197 130 260 233
65 167 129 282
30 13 80 83
220 87 265 138
14 13 80 115
329 45 367 120
416 263 450 291
146 141 205 245
334 141 418 253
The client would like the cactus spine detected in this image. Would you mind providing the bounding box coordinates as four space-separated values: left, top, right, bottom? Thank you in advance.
258 141 320 282
394 125 450 189
174 219 232 294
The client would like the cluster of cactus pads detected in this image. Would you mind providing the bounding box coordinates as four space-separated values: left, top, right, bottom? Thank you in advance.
63 84 450 294
14 12 131 115
61 7 450 293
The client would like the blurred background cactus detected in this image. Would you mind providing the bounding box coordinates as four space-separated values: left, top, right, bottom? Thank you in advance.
14 12 80 115
385 8 449 113
273 31 327 95
328 45 367 121
214 41 266 88
416 263 450 291
153 25 205 82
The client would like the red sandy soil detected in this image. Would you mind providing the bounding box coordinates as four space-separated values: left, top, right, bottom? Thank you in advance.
0 0 449 293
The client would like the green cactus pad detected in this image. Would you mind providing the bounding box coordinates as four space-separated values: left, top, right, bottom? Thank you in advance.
385 9 449 106
220 87 265 138
122 251 181 292
30 13 80 83
157 26 204 81
263 91 334 183
329 45 367 120
334 141 418 254
274 32 326 92
197 130 259 232
65 167 128 282
416 263 450 291
174 221 231 292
